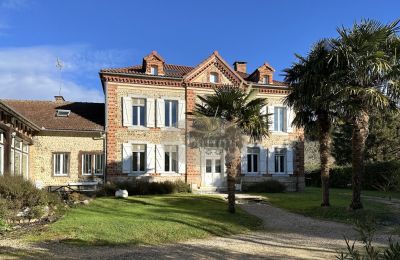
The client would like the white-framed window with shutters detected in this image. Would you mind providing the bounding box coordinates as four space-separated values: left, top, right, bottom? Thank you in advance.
274 148 286 173
247 147 259 174
165 100 178 127
164 145 178 172
132 144 146 174
53 153 69 176
0 132 3 176
132 98 146 126
274 107 287 132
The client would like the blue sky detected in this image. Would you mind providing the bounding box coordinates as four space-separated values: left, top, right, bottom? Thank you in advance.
0 0 399 102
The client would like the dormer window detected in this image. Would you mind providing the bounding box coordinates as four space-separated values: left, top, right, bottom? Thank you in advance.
209 72 219 83
263 75 270 84
56 109 71 117
150 66 158 75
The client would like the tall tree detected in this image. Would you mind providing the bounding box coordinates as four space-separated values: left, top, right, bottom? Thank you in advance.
193 85 269 213
284 40 338 207
331 19 400 209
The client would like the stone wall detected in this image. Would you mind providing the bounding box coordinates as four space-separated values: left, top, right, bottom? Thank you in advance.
30 132 104 187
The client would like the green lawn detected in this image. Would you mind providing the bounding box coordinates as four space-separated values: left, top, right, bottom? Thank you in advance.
29 194 261 245
258 187 400 225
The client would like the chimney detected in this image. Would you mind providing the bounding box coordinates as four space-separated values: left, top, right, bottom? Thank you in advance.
233 61 247 74
54 96 65 102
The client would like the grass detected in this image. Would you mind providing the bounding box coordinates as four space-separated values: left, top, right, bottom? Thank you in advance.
28 194 261 246
257 187 400 225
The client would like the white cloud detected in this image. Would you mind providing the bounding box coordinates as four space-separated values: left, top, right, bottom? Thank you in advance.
0 45 129 102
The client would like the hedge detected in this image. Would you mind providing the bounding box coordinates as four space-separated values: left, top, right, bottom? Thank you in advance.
306 160 400 190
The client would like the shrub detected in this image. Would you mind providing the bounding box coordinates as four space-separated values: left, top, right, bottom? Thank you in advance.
306 160 400 190
0 218 10 234
98 180 191 196
244 180 286 193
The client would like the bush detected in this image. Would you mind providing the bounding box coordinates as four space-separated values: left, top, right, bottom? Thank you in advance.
98 180 191 196
244 180 286 193
0 218 10 234
307 160 400 190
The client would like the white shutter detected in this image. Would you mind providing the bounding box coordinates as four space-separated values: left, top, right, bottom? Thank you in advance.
286 147 294 174
122 143 132 173
146 144 155 173
268 106 274 132
286 107 294 133
259 148 267 175
268 148 275 174
122 97 132 127
146 98 155 128
178 144 186 174
178 100 186 129
241 147 247 174
156 99 165 127
155 145 165 173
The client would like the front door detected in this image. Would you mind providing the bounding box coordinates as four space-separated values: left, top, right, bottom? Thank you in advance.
203 149 224 187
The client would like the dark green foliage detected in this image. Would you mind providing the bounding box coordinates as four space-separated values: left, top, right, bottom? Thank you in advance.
0 175 63 220
333 110 400 166
98 180 191 196
244 180 286 193
307 161 400 190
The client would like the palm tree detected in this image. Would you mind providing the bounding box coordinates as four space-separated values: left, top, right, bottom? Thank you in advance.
284 40 338 207
330 19 400 210
193 85 269 213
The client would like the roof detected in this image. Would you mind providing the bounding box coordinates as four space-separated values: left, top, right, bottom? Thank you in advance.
101 64 194 78
2 100 104 132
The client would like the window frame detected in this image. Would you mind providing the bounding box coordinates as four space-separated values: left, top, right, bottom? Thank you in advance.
263 75 270 84
274 148 286 174
53 152 70 177
164 100 178 128
164 145 178 173
247 147 260 174
80 152 104 176
209 72 219 83
274 107 287 132
132 144 146 174
150 65 158 75
132 98 146 127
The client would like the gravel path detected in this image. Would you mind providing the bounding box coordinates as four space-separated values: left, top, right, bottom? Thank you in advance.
0 196 397 260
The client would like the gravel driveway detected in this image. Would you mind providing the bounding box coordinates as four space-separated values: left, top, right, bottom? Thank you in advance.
0 196 396 260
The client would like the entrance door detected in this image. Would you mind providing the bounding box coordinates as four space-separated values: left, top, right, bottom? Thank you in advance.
204 156 223 186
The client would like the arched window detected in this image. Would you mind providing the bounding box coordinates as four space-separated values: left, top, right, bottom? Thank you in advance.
209 72 219 83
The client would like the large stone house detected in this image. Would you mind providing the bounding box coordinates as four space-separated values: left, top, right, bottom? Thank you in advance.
100 51 305 191
0 50 304 191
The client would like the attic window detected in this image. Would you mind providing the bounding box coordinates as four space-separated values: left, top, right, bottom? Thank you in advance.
150 66 158 75
209 72 219 83
263 76 270 84
56 109 71 117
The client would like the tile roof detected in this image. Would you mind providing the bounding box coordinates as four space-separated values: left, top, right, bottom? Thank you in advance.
2 100 104 132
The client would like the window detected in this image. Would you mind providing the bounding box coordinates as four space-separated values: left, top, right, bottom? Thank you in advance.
209 72 219 83
274 107 286 132
82 153 104 175
164 145 178 172
150 66 158 75
132 98 146 126
132 144 146 173
206 159 212 173
54 153 69 176
263 75 270 84
247 147 259 174
11 137 28 178
165 100 178 127
215 159 222 173
275 148 286 173
56 109 71 117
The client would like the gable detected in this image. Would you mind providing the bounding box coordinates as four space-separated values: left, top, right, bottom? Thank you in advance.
183 51 244 86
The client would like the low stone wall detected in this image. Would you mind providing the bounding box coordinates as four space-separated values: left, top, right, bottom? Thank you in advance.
241 175 305 192
107 174 185 184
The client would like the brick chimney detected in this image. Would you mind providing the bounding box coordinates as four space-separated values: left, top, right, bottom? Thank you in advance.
233 61 247 74
54 96 65 102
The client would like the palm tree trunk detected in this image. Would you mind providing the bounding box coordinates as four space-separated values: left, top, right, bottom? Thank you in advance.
225 142 240 213
318 116 331 207
350 110 369 210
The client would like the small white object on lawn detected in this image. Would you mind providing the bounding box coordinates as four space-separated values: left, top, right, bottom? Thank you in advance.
115 189 128 198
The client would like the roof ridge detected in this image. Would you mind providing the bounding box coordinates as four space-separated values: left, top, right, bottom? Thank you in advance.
1 99 104 105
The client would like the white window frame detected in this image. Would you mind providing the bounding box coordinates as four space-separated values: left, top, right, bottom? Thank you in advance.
263 75 270 84
132 144 146 174
94 154 104 175
132 98 146 127
247 147 260 174
82 154 93 176
164 100 178 128
150 66 158 75
274 148 286 174
274 107 287 132
53 153 69 176
209 72 218 83
164 145 178 173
